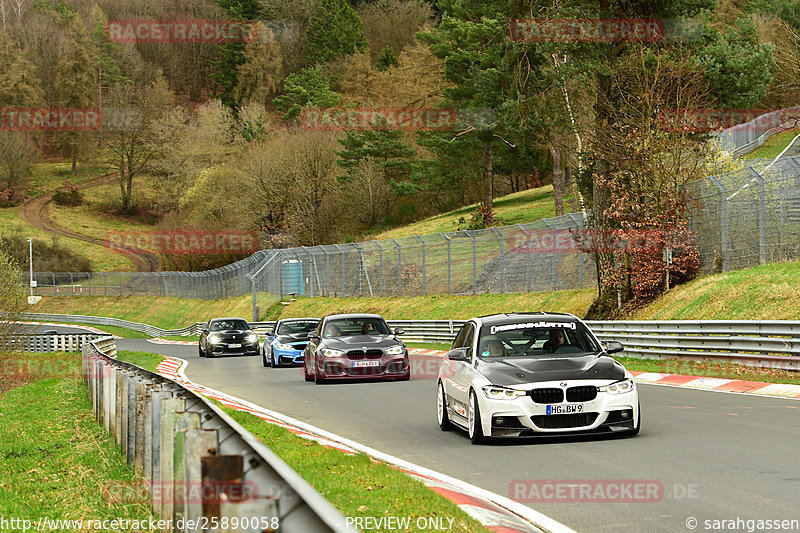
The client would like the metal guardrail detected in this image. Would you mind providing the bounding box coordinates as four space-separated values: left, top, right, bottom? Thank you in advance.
83 337 353 532
2 333 101 352
27 312 800 370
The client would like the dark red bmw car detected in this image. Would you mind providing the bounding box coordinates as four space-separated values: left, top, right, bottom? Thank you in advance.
303 313 409 383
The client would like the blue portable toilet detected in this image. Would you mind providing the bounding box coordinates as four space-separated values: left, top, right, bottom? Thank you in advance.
282 260 304 296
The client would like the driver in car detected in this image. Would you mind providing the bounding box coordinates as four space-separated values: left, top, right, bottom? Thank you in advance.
546 329 566 353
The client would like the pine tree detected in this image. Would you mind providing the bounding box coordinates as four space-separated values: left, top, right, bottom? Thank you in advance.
305 0 368 64
376 45 399 71
273 67 341 119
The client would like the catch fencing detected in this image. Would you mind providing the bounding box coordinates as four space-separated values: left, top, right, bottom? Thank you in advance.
82 336 352 532
712 106 800 156
687 154 800 272
27 212 597 303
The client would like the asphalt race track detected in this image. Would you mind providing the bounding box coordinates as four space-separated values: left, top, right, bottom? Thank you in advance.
117 339 800 532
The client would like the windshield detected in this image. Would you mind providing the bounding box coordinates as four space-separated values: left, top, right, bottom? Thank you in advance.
477 322 601 359
210 319 249 331
323 318 391 338
277 320 319 335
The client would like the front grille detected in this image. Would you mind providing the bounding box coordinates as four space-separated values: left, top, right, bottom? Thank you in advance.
347 350 365 360
530 388 564 404
566 386 598 402
531 413 598 429
291 343 308 351
366 349 383 359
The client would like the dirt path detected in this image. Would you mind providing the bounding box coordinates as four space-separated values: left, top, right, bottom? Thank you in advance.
19 173 161 272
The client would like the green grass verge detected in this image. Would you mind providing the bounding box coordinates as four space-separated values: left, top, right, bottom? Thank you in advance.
632 259 800 320
619 357 800 385
274 290 595 321
115 351 165 373
742 127 800 159
369 185 563 240
223 406 490 533
0 353 157 526
30 294 269 329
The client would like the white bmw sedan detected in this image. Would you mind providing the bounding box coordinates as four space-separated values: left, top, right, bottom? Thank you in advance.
436 312 640 444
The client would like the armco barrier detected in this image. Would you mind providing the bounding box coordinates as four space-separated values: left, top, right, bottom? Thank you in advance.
82 337 353 532
3 333 101 352
27 312 800 371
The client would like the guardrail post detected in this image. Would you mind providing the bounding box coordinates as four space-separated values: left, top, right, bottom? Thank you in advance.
104 273 108 296
126 374 138 466
115 369 126 449
159 397 185 521
173 411 202 527
184 429 219 528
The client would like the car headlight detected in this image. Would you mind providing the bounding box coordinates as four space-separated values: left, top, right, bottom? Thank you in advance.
599 379 635 394
320 348 344 358
245 333 258 343
208 334 221 344
385 345 405 355
482 386 527 400
275 342 293 350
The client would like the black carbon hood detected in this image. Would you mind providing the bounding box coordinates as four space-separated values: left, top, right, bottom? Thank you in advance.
476 355 626 385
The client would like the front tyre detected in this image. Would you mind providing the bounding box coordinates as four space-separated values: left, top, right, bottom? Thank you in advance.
198 343 205 358
437 382 455 431
468 390 486 444
262 347 271 367
303 362 313 382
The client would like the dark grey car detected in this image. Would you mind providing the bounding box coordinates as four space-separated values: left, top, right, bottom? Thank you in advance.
303 313 408 383
198 317 259 358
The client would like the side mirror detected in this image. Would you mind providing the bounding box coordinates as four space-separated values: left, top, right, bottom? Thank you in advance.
201 329 208 335
394 327 405 335
307 332 319 340
605 341 624 354
447 347 470 362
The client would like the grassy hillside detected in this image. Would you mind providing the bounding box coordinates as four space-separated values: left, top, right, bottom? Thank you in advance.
633 260 800 320
29 294 273 329
742 127 800 159
274 289 595 321
369 185 567 240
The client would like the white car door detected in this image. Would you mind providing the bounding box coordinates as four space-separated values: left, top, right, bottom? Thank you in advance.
445 323 477 421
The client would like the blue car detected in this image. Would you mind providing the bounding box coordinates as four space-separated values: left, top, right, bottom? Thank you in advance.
262 318 320 367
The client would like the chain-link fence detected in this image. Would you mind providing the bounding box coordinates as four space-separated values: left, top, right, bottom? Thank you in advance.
25 212 598 305
712 106 800 157
688 154 800 272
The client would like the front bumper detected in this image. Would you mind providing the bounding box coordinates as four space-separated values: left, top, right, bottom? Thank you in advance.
273 348 305 365
474 379 639 437
316 353 409 380
208 342 259 357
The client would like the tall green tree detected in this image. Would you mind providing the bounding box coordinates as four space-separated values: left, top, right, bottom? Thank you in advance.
56 17 98 174
305 0 368 64
211 0 261 107
273 66 341 119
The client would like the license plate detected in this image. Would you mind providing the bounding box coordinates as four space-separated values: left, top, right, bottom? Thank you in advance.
228 343 242 349
546 404 583 415
352 361 380 367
